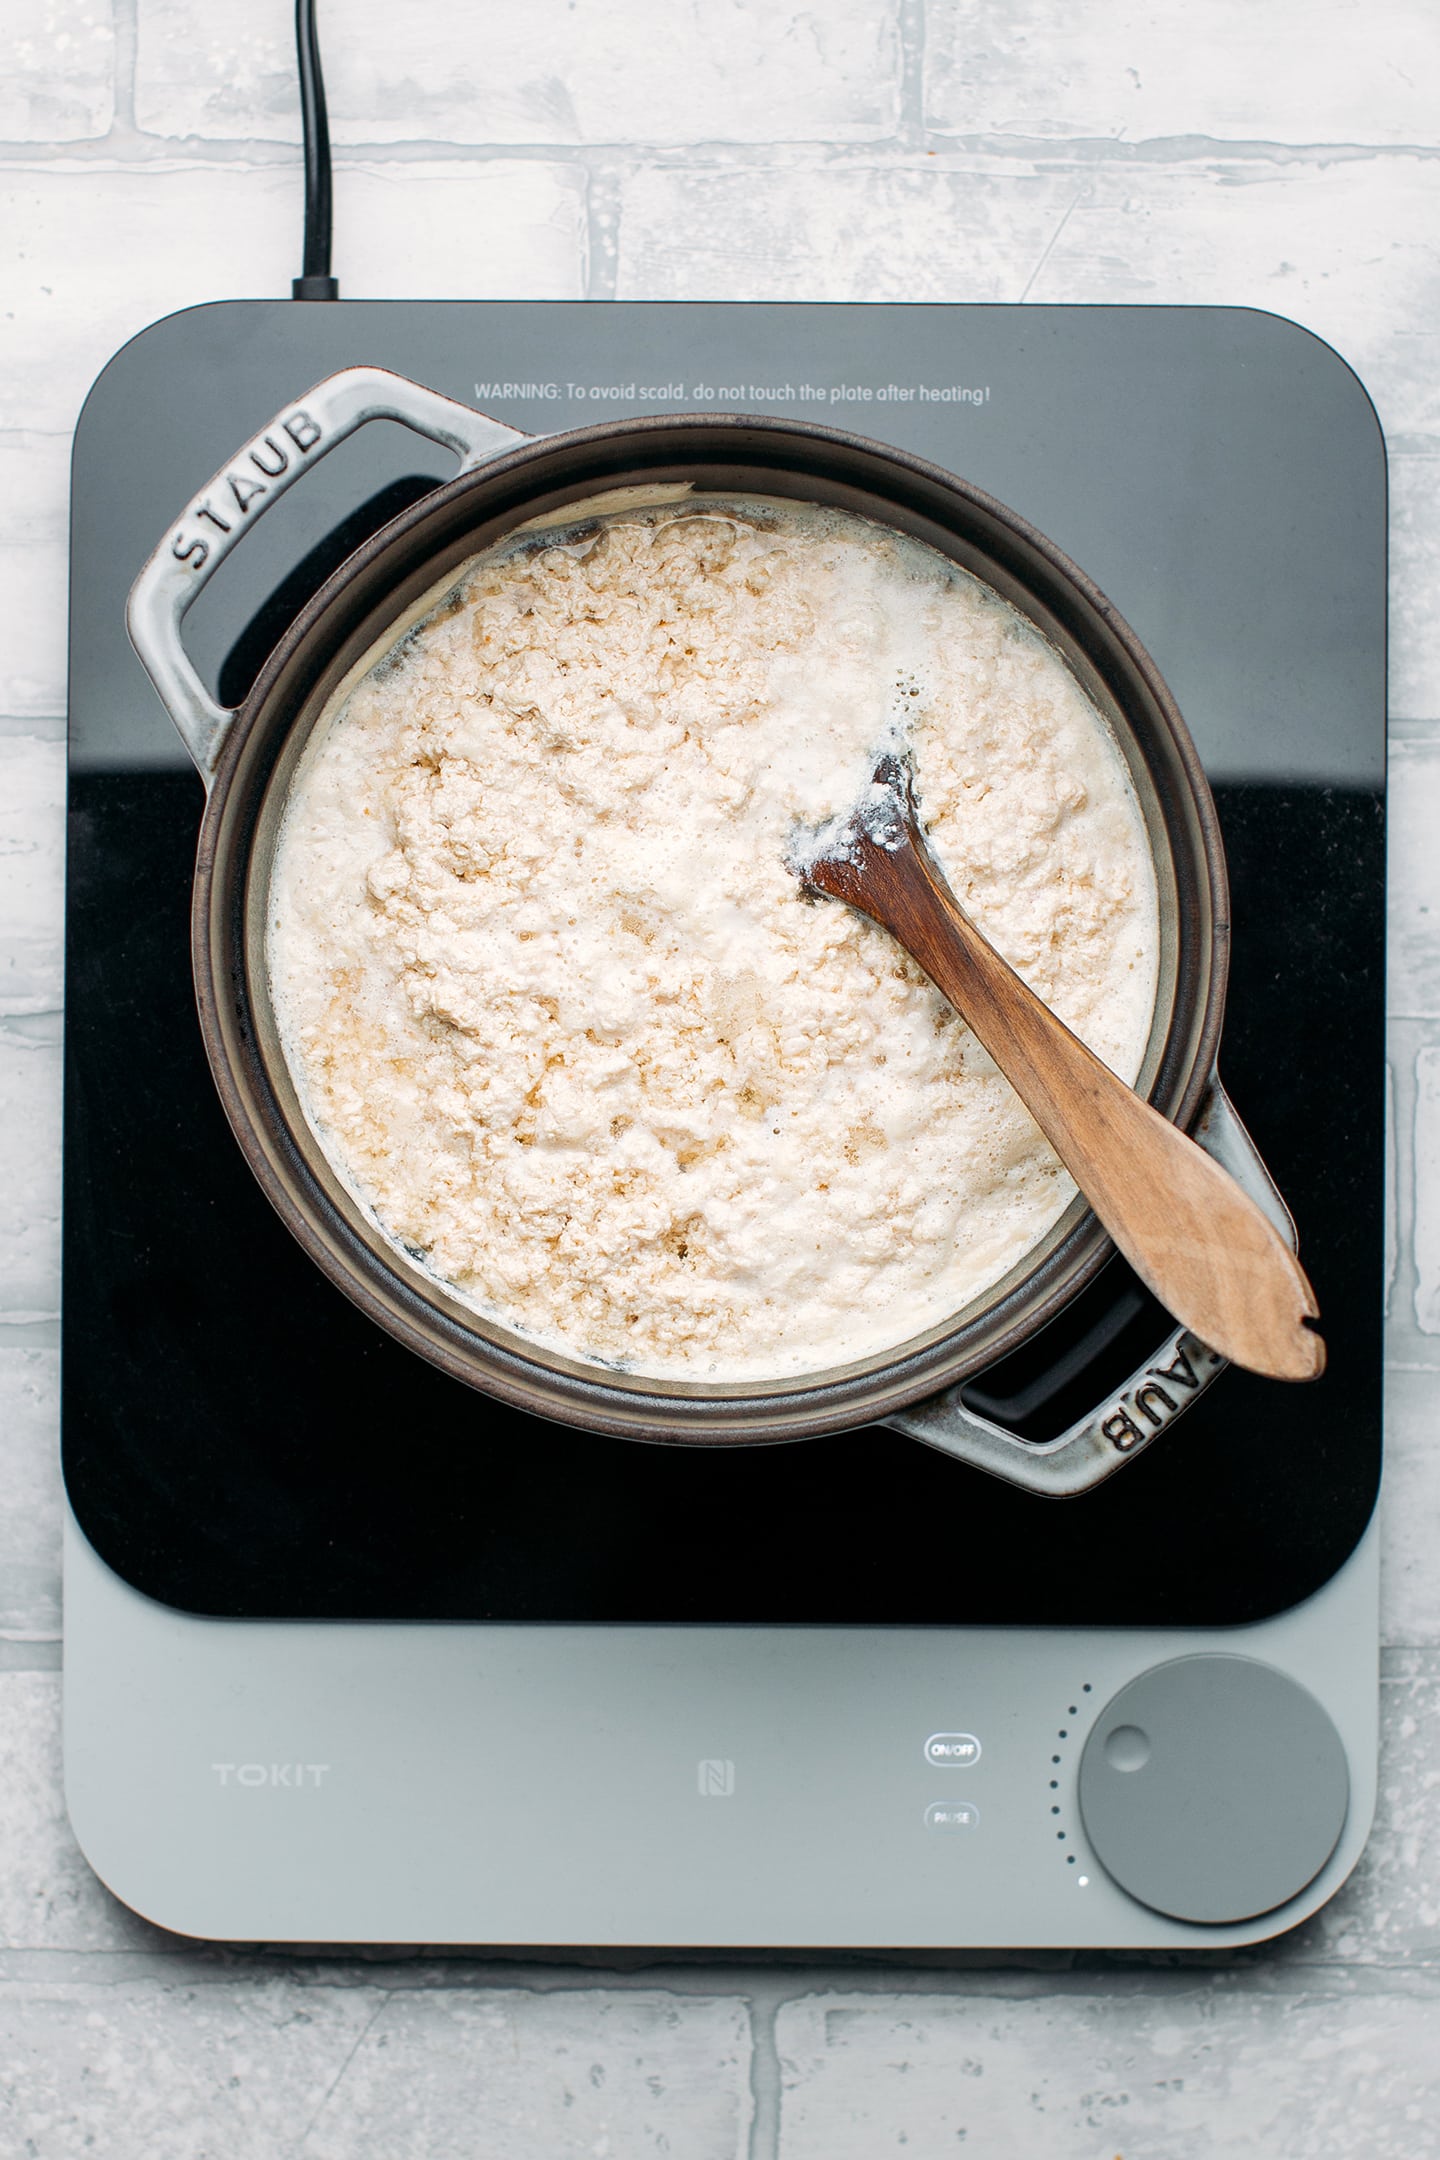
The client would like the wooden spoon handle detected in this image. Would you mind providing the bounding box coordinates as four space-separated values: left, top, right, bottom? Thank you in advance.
835 835 1324 1383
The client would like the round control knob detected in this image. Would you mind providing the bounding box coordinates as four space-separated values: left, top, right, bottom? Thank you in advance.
1078 1655 1349 1924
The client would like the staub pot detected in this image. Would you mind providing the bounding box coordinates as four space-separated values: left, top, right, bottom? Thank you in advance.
128 365 1299 1496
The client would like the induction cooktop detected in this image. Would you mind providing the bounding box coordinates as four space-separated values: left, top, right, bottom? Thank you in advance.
62 300 1384 1947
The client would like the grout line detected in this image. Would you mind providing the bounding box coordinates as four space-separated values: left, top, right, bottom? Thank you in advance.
1382 1644 1440 1670
0 714 66 736
111 0 138 138
745 1982 785 2160
0 1318 62 1348
581 151 625 302
1390 1037 1420 1325
0 1006 63 1034
1 134 1438 167
896 0 927 148
0 1641 62 1673
5 1943 1440 1990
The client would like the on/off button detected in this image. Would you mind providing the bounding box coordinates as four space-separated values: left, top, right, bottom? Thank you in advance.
925 1732 981 1768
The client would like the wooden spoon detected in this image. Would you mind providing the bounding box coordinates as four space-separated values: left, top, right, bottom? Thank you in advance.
794 754 1324 1382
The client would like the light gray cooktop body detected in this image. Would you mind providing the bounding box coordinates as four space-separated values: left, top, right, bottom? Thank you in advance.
65 299 1382 1946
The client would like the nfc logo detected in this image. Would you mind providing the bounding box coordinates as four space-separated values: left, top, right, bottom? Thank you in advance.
698 1758 735 1797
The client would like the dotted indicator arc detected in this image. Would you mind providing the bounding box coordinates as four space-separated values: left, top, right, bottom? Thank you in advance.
1045 1685 1093 1879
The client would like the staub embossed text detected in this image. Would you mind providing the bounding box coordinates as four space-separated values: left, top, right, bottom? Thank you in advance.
170 407 323 570
1100 1338 1221 1453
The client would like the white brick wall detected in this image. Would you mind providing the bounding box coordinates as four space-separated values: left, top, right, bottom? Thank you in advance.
0 1348 60 1641
0 0 113 142
0 1977 753 2158
924 0 1440 148
3 0 1440 2151
1415 1051 1440 1331
616 161 1082 301
1392 462 1440 721
1382 1374 1440 1639
773 1984 1440 2156
0 734 62 1328
0 732 63 1014
1389 743 1440 1016
0 1020 60 1322
0 438 68 719
0 162 586 435
0 1978 390 2158
133 0 902 146
298 1990 754 2159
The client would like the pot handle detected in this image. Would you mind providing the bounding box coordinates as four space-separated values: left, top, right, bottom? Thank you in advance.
126 365 530 783
884 1080 1301 1498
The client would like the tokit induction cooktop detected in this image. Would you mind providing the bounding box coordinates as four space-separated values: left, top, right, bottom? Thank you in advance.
62 300 1384 1946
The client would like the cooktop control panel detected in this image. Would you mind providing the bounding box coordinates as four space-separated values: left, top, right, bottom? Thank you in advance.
65 1511 1375 1946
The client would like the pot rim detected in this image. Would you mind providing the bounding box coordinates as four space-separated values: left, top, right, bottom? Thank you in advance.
193 409 1230 1444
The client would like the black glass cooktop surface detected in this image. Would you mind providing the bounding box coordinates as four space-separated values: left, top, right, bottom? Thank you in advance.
63 301 1385 1624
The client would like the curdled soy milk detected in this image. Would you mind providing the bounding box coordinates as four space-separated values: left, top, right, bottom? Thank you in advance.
267 496 1160 1381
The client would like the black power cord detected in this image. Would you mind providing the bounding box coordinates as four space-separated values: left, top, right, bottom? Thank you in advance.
293 0 339 299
